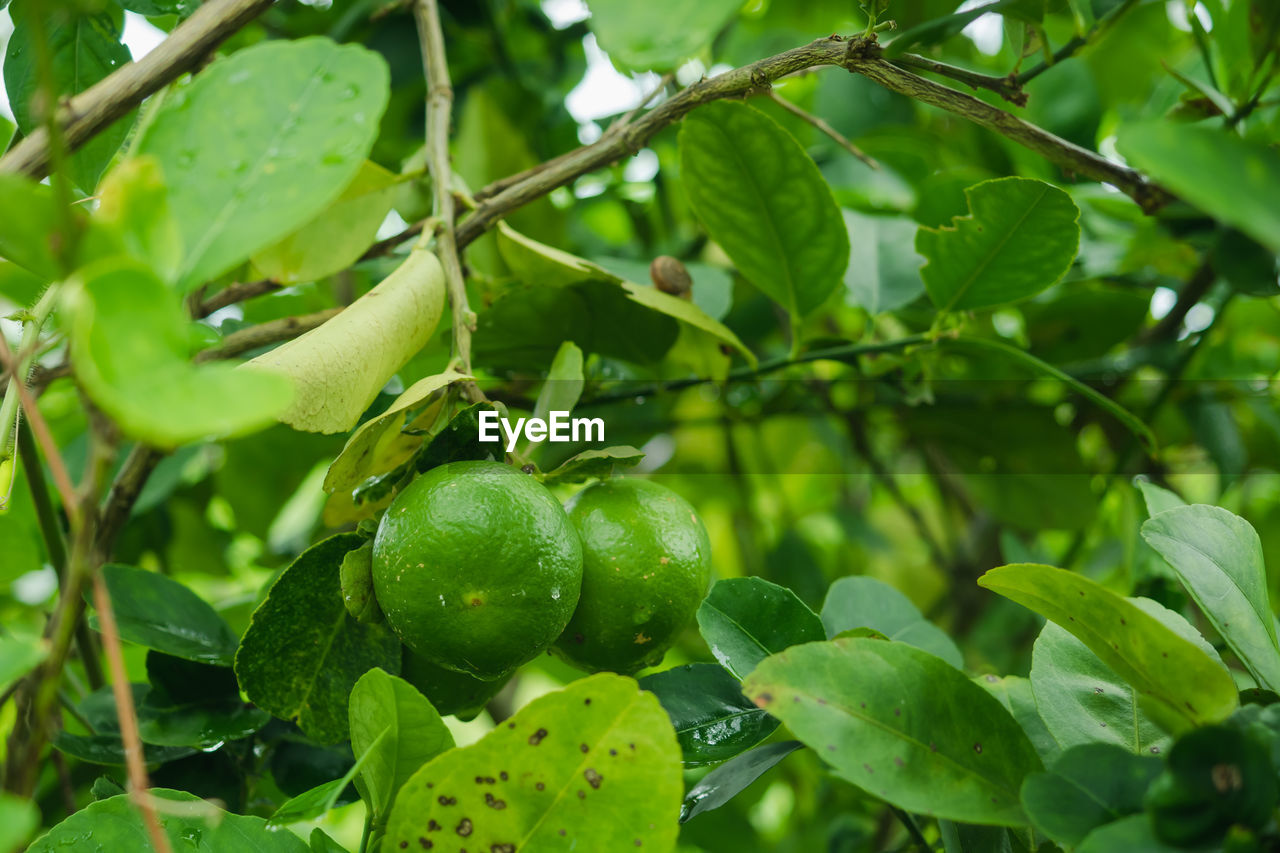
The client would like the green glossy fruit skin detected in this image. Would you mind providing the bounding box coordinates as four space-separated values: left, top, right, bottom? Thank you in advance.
400 649 511 721
552 478 712 675
372 460 582 681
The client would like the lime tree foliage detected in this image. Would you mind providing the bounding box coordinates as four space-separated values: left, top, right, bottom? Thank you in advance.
2 0 1280 850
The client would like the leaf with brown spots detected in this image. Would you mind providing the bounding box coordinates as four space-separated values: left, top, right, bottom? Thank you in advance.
743 638 1043 827
384 673 682 852
980 563 1238 733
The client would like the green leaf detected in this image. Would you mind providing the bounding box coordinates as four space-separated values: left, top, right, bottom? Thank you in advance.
65 259 292 448
4 9 132 191
540 446 645 486
0 793 38 853
53 685 196 766
1030 621 1170 756
135 37 390 290
1117 122 1280 252
348 668 454 831
0 174 118 280
235 534 402 743
594 256 734 321
620 280 755 366
1137 481 1187 517
979 564 1238 732
680 102 849 318
323 368 468 494
525 341 584 455
1145 725 1278 846
697 577 827 679
584 0 743 70
340 539 381 623
821 576 963 668
680 740 803 823
842 210 927 315
269 728 386 826
1076 813 1181 853
639 663 780 766
916 177 1081 312
243 248 446 434
28 789 309 852
473 280 678 371
90 564 238 664
0 634 46 694
384 673 682 852
974 674 1060 763
96 157 185 284
1142 505 1280 692
252 160 404 283
744 638 1043 826
309 828 347 853
138 653 270 749
1020 743 1162 846
885 0 1020 57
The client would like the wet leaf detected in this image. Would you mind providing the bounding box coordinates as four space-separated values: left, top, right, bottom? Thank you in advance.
821 576 962 668
90 564 238 665
1142 505 1280 691
384 673 682 852
639 663 779 766
680 102 849 318
135 37 390 290
27 789 309 852
235 534 402 743
680 740 803 823
697 577 826 679
744 638 1043 826
269 728 385 826
980 564 1238 733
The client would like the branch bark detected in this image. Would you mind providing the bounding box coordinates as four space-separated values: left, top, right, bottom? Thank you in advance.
457 36 1171 249
0 0 275 180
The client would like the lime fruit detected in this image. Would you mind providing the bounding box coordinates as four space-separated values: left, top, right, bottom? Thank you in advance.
552 478 712 674
401 649 511 721
372 460 582 680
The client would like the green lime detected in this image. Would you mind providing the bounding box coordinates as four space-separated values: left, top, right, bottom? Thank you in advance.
401 649 511 721
372 460 582 680
552 478 712 674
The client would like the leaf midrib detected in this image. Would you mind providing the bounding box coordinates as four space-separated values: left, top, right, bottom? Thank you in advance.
940 183 1051 312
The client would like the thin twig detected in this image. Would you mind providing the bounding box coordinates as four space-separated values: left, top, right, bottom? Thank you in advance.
414 0 482 401
0 0 275 179
194 308 343 361
92 572 173 853
0 334 77 521
193 278 281 319
457 36 1170 249
891 53 1026 105
766 89 879 168
1016 0 1141 85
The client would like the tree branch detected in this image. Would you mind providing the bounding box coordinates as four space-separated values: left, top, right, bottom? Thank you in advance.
456 36 1171 249
415 0 482 400
192 278 282 319
889 54 1026 105
194 308 343 362
0 0 275 180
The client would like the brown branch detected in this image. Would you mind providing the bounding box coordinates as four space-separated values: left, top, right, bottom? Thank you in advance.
890 54 1026 106
92 573 173 853
766 89 878 168
193 278 282 319
415 0 482 402
0 0 275 180
194 308 343 362
457 36 1171 249
0 335 77 522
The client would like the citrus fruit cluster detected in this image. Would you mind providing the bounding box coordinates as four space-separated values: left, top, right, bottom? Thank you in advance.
371 460 711 700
